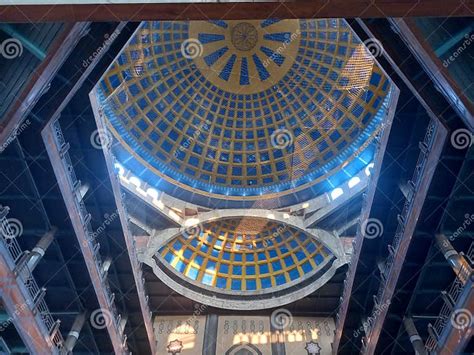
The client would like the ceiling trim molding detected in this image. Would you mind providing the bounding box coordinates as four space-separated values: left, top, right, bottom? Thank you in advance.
0 1 472 22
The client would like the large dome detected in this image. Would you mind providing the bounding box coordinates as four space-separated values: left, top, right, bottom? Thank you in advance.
96 18 392 207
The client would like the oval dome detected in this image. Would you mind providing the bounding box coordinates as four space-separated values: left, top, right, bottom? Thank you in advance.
150 217 340 309
96 18 392 207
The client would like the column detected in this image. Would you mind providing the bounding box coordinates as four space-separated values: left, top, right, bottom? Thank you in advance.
403 317 427 355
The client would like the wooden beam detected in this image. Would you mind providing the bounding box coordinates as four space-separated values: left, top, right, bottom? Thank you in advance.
0 1 472 22
331 86 400 354
435 278 473 355
356 19 472 131
41 124 125 355
90 92 157 355
0 23 89 147
43 22 130 132
391 18 473 131
0 246 57 353
362 123 448 354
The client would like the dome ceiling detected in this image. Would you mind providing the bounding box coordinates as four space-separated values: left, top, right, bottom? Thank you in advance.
188 19 300 94
150 217 341 309
95 18 393 207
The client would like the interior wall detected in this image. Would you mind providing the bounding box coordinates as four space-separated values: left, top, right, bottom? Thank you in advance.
154 314 335 354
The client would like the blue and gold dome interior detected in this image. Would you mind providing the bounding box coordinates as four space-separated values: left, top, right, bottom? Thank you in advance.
95 18 393 208
155 218 335 294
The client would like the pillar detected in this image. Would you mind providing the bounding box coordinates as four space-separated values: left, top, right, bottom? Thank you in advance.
435 234 472 284
403 317 427 355
63 312 86 354
26 228 57 272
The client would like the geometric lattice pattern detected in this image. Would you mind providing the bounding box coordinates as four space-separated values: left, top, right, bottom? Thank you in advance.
158 218 333 292
97 19 391 200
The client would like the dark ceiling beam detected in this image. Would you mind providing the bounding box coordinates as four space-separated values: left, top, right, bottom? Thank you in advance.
416 229 474 238
398 288 451 295
427 236 473 353
331 87 400 353
0 23 46 60
16 229 71 238
13 140 86 311
386 144 471 354
0 255 57 353
70 134 140 354
390 18 473 131
335 20 463 351
5 140 103 353
16 21 144 352
433 24 474 57
355 19 470 132
434 277 473 354
42 124 125 354
42 22 130 131
0 194 64 201
0 1 472 22
362 123 448 354
0 23 89 148
90 95 157 355
402 261 450 268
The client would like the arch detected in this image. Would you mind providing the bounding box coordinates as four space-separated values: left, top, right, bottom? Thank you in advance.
225 342 263 355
